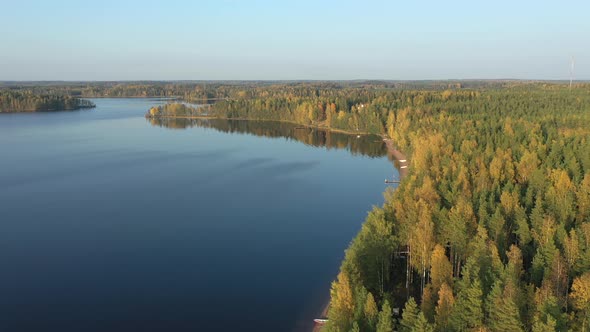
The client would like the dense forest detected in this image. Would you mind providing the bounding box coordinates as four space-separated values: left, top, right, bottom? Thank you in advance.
146 103 206 118
312 85 589 332
143 81 590 331
0 91 95 112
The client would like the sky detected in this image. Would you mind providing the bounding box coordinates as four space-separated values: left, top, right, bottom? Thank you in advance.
1 0 588 81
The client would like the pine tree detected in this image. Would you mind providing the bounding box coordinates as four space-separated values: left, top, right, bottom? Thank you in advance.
386 111 396 139
571 272 590 332
414 312 435 332
326 271 355 331
435 283 454 332
450 259 484 331
430 244 453 294
486 282 523 332
353 286 368 322
485 281 502 323
532 314 557 332
349 321 360 332
376 300 394 332
364 292 379 329
421 285 435 322
410 203 435 297
400 297 419 332
533 292 565 331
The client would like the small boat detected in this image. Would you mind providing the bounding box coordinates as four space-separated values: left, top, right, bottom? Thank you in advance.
314 318 329 324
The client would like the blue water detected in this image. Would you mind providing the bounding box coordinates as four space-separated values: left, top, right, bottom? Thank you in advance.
0 99 396 332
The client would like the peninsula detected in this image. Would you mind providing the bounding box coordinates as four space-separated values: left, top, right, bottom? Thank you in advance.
0 91 95 113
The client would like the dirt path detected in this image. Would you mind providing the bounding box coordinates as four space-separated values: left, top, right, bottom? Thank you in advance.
383 138 409 179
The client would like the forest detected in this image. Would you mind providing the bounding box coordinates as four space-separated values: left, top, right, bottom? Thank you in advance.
0 90 95 112
310 85 589 332
143 81 590 331
146 103 205 118
0 80 517 103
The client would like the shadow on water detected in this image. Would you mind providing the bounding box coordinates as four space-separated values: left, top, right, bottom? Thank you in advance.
147 117 388 158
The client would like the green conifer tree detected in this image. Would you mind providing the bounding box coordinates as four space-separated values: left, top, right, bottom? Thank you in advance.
486 282 523 332
399 297 419 332
414 312 435 332
450 260 484 331
376 300 394 332
364 292 379 329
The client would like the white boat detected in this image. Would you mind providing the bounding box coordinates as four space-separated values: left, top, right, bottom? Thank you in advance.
314 318 329 324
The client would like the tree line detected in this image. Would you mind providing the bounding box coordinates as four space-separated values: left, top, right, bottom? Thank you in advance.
1 80 523 104
0 91 95 112
147 117 387 158
146 103 205 118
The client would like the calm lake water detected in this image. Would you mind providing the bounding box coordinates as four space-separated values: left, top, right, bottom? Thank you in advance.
0 99 397 332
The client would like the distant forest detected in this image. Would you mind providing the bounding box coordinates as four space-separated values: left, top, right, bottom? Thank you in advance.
146 103 204 118
0 80 530 103
2 80 589 331
0 91 94 112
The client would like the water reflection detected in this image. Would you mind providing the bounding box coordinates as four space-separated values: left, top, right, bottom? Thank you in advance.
148 117 388 158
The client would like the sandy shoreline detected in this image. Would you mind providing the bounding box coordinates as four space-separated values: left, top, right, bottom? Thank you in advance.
313 138 408 331
383 138 409 179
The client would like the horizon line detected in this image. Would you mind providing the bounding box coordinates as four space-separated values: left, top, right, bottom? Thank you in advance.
2 78 589 83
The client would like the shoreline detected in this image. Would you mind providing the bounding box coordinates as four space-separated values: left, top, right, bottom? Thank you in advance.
313 138 409 332
383 138 409 179
148 113 408 331
146 114 377 136
0 106 95 113
81 96 181 99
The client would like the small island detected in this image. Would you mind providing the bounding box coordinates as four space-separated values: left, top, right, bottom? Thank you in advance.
146 103 208 118
0 91 95 113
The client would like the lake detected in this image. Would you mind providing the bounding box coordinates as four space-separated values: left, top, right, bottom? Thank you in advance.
0 99 398 332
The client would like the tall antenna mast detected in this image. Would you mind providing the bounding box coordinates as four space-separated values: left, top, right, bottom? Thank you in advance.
570 56 575 89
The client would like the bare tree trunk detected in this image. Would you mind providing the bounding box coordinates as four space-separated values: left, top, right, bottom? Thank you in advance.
565 274 570 311
406 249 411 289
407 244 412 300
380 259 384 295
421 244 426 299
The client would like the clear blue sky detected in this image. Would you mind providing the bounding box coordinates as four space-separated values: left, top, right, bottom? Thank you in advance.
1 0 588 80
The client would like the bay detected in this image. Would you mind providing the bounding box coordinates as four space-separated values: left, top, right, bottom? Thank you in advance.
0 98 397 332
